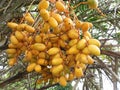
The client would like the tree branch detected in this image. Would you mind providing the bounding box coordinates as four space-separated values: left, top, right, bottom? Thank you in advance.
95 57 120 82
101 50 120 58
0 71 28 88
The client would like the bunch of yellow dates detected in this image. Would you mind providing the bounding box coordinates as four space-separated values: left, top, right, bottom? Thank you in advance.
6 0 100 86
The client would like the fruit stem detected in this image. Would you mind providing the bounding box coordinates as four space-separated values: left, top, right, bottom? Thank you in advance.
73 2 88 9
96 8 106 17
20 0 36 24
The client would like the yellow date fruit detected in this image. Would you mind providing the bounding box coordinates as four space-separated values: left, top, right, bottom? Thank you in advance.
48 17 58 28
27 63 36 72
38 0 49 10
55 1 65 12
47 47 60 55
88 45 100 56
59 76 67 86
34 65 41 72
52 57 63 65
32 43 46 51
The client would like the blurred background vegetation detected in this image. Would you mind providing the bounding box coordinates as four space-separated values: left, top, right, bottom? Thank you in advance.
0 0 120 90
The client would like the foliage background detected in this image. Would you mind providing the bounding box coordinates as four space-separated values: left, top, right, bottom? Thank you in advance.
0 0 120 90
